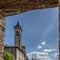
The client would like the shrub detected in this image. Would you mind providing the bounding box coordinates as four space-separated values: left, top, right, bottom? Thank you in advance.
3 52 14 60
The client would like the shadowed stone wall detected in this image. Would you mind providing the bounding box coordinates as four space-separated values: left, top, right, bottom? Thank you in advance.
0 14 5 60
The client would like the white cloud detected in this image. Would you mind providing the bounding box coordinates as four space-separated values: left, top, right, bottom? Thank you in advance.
37 41 46 50
42 41 46 45
37 45 42 49
27 51 58 60
27 51 48 60
43 49 56 52
53 53 59 58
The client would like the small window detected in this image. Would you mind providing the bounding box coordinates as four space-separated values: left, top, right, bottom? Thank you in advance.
16 31 18 35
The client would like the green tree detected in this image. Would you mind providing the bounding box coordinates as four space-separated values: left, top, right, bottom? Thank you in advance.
3 52 14 60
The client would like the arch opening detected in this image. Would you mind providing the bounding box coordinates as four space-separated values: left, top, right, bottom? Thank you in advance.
4 7 59 60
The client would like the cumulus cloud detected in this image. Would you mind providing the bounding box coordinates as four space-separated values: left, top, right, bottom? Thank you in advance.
54 53 58 57
27 51 48 60
52 53 59 58
37 45 42 49
27 51 58 60
43 49 56 52
42 41 46 45
37 41 46 50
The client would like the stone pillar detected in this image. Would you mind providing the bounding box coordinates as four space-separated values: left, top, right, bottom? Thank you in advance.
58 0 60 60
0 14 6 60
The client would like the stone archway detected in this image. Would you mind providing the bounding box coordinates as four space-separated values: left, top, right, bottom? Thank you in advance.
0 0 58 60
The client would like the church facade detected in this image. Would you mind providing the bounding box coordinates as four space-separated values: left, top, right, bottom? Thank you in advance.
4 22 28 60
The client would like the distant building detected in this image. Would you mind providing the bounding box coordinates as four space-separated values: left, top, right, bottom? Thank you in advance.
4 22 28 60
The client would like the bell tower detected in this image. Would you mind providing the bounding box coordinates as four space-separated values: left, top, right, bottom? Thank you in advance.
14 22 22 49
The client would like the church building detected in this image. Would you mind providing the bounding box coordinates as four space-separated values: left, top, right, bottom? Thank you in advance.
4 22 28 60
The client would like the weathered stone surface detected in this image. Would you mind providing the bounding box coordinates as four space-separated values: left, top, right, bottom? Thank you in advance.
0 15 6 60
0 0 58 16
59 0 60 59
0 0 58 60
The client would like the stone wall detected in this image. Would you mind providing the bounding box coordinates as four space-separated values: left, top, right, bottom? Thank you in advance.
58 0 60 60
4 47 27 60
0 15 5 60
0 0 58 16
16 48 25 60
4 47 16 60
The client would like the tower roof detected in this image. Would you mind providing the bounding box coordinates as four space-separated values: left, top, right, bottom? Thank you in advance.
14 21 22 32
16 21 20 27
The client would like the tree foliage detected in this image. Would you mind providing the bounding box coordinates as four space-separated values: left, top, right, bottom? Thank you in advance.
3 52 14 60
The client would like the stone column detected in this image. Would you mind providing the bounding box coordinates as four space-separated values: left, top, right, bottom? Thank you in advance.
0 13 6 60
58 0 60 60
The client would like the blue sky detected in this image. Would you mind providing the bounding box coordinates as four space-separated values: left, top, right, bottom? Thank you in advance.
4 7 58 60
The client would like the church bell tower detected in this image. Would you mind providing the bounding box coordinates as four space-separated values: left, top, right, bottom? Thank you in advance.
14 22 22 49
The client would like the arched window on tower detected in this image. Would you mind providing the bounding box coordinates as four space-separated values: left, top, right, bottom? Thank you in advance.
16 31 19 35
